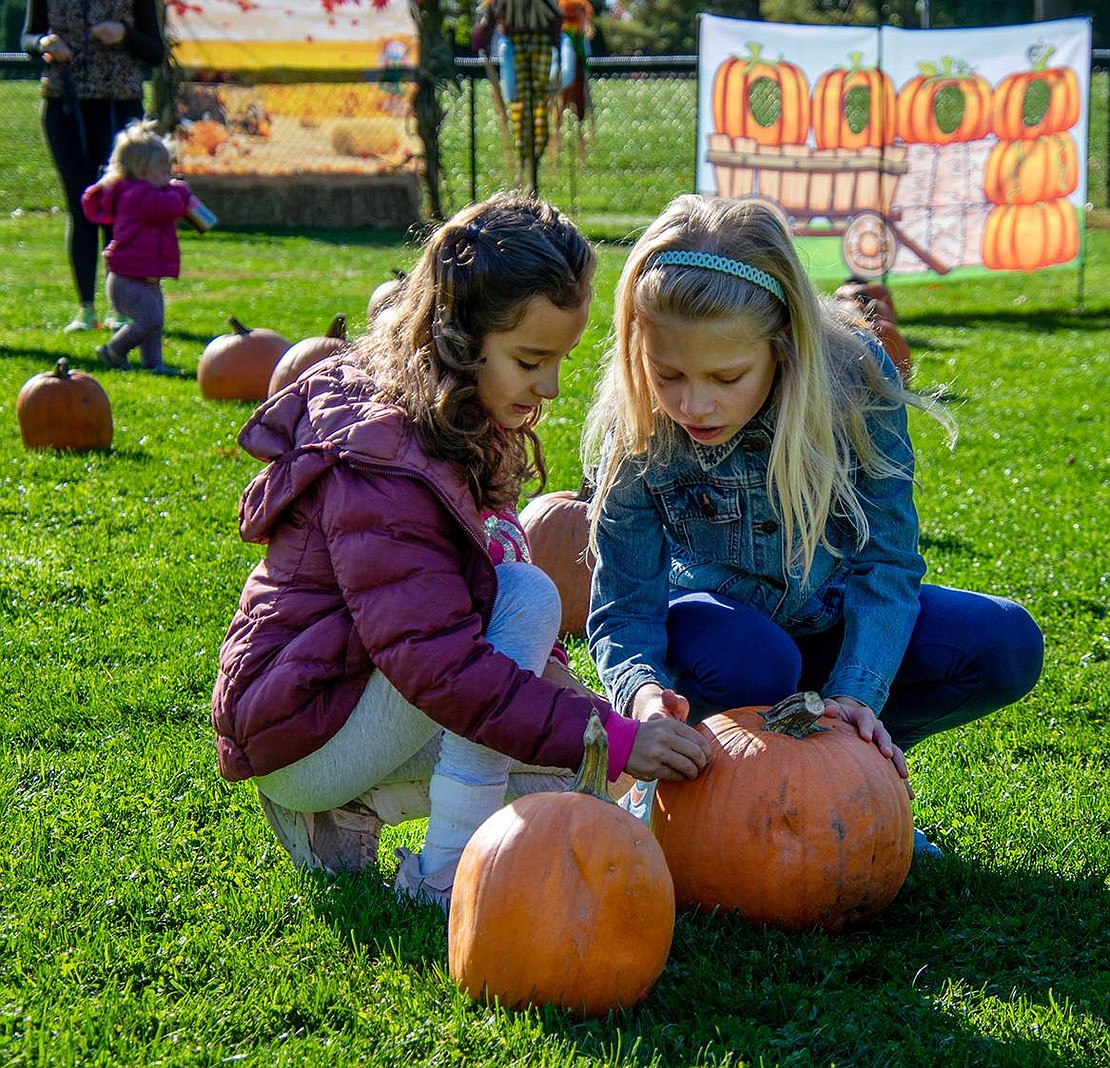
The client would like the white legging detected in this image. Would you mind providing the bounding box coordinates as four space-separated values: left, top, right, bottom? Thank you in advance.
254 562 571 816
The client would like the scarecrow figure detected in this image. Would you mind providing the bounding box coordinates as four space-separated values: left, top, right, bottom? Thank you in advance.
474 0 562 191
552 0 594 162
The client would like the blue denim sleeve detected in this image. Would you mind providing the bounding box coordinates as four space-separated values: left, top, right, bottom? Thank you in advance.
824 343 926 712
586 447 675 716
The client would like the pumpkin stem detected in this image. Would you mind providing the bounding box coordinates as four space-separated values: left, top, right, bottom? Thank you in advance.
54 357 72 379
326 313 347 340
760 691 827 737
228 316 251 336
568 711 613 801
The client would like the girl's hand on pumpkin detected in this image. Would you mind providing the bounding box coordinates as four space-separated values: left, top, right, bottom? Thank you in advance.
625 716 711 782
631 683 690 723
824 695 913 797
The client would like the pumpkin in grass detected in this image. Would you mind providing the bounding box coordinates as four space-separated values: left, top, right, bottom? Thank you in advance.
449 713 674 1018
519 478 593 637
267 314 348 397
198 316 290 401
17 358 112 452
652 693 913 933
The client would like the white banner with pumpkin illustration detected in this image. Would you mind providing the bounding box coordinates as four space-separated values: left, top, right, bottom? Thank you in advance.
165 0 419 179
697 16 1091 278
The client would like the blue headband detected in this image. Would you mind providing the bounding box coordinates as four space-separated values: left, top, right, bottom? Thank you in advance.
651 250 787 304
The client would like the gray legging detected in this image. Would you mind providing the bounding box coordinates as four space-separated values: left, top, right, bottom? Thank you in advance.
254 561 571 816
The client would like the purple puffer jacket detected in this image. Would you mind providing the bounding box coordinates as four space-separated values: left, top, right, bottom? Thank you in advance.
81 177 193 279
211 355 638 784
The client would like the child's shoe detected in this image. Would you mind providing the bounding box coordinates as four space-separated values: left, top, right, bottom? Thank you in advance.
103 313 130 331
258 791 383 874
616 778 657 824
393 847 453 915
912 827 943 859
146 363 181 377
96 343 129 370
64 305 98 333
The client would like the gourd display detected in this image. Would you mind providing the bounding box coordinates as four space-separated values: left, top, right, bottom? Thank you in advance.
267 314 348 397
652 693 913 933
449 713 675 1018
17 358 112 452
198 316 290 401
712 43 811 147
519 478 593 637
896 58 991 145
813 52 897 150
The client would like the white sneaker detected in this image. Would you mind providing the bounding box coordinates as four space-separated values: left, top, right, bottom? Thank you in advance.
258 791 383 874
616 779 657 824
393 847 453 914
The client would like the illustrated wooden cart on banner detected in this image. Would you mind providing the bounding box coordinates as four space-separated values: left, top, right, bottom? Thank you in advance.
705 134 950 278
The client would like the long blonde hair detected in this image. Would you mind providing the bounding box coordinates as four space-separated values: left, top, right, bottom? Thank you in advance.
584 194 953 581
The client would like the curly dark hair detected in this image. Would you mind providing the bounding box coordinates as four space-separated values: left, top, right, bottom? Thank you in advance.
353 191 595 509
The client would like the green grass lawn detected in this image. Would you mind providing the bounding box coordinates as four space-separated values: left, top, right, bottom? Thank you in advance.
0 201 1107 1067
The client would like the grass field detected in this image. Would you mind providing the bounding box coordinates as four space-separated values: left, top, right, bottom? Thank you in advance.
0 66 1108 1068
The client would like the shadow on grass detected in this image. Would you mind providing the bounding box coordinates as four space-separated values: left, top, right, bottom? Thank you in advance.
902 305 1110 333
299 846 1107 1065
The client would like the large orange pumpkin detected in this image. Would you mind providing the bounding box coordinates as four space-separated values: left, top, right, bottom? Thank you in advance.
981 199 1080 271
519 478 593 637
896 57 991 145
712 43 810 147
813 51 896 150
989 52 1081 141
17 358 113 452
198 317 290 401
267 314 348 397
983 133 1079 206
652 693 913 932
449 713 675 1018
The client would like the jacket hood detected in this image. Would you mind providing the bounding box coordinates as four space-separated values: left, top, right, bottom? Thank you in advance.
236 354 479 545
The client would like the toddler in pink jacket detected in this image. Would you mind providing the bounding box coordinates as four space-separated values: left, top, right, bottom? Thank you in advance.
81 120 195 375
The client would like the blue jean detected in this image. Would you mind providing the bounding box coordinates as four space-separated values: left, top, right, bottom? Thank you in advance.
665 584 1044 750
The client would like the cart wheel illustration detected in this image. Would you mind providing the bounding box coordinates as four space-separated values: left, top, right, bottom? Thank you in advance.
842 211 897 279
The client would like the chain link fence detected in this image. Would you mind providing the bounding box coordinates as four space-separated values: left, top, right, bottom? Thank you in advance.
2 51 1107 238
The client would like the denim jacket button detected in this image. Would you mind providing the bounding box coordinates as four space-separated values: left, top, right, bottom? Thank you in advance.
757 519 779 534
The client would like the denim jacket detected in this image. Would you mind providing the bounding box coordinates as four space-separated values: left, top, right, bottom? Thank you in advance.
587 344 926 718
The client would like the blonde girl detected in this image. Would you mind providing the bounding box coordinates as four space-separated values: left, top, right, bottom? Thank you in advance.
81 120 194 374
585 194 1042 853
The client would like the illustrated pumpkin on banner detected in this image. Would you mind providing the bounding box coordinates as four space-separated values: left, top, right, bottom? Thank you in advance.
696 16 1091 279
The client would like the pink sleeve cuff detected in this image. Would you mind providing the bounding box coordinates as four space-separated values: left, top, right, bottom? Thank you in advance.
602 711 639 782
548 640 569 667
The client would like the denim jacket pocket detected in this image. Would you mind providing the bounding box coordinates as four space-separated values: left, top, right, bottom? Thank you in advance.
790 580 845 633
659 480 745 563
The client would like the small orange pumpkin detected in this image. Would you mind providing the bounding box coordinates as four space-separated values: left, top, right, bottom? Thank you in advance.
653 693 913 933
983 133 1079 206
814 51 897 150
267 314 348 397
17 358 113 452
519 479 593 637
896 57 991 145
712 42 810 147
449 713 675 1018
198 317 291 401
981 199 1079 272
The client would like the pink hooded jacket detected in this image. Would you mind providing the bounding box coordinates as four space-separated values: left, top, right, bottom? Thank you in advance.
211 355 638 784
81 176 193 279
